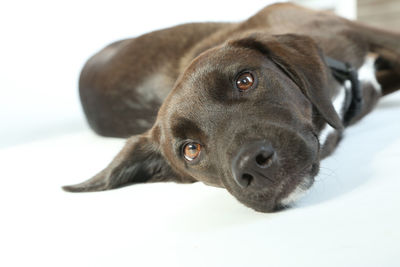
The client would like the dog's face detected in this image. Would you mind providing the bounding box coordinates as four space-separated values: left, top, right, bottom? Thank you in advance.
64 34 343 212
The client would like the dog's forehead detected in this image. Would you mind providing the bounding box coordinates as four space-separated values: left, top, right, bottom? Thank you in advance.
184 45 264 83
164 47 249 108
167 45 268 106
160 44 280 128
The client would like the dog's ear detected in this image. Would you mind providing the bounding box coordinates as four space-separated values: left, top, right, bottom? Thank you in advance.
231 33 343 130
63 131 192 192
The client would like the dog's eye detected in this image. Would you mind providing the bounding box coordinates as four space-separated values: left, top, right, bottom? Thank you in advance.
183 142 202 161
236 72 254 91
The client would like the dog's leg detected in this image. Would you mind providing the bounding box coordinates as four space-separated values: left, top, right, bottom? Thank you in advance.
375 57 400 96
348 21 400 96
345 51 400 126
377 70 400 96
80 22 230 137
349 22 400 55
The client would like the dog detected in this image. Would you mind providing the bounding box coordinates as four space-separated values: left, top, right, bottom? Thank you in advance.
63 3 400 212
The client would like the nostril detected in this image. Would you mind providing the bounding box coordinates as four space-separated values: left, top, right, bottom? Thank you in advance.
241 173 253 186
255 150 274 168
232 142 276 188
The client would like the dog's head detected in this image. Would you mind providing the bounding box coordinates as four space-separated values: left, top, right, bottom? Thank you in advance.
64 33 342 212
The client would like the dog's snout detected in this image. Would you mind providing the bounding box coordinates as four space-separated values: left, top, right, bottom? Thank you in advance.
232 141 277 189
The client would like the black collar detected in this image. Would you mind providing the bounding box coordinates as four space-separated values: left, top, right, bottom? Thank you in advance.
325 56 363 126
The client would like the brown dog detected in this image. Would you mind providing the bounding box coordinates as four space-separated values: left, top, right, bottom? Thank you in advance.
63 3 400 212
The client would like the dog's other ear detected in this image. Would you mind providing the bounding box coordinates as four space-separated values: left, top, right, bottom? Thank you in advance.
63 131 192 192
231 33 343 130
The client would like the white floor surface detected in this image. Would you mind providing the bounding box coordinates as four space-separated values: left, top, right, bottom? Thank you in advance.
1 91 400 267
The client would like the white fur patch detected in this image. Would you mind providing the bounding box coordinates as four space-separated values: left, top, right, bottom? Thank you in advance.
280 176 313 206
358 54 381 93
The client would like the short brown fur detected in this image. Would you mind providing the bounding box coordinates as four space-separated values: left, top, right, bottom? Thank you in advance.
64 3 400 212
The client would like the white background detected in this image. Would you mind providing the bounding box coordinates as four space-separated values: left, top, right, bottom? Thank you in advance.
0 0 277 148
1 1 399 266
0 0 355 148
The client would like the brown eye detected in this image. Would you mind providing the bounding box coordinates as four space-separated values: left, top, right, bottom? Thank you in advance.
236 72 254 91
183 142 202 161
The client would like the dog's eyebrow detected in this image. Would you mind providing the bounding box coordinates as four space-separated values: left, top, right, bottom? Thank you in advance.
229 37 270 57
171 116 205 140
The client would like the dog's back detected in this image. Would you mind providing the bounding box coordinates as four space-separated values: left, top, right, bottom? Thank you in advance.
79 3 400 138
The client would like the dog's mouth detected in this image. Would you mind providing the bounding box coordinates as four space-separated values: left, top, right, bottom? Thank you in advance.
275 162 319 209
225 161 319 212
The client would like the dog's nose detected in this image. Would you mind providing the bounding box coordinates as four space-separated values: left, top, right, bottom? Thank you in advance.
231 141 276 188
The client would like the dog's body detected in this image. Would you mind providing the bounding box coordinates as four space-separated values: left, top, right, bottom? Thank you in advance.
64 3 400 212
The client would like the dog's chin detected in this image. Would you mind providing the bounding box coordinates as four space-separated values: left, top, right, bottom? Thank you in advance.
276 174 315 209
231 162 319 213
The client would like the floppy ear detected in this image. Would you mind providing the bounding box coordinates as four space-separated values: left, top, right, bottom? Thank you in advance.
231 33 343 130
63 132 193 192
